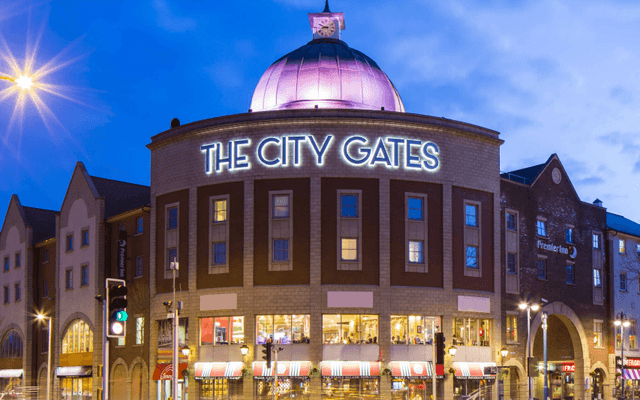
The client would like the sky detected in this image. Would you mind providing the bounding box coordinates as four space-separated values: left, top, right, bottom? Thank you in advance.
1 0 639 225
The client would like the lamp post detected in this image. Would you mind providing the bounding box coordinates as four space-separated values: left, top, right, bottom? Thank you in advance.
519 302 540 400
170 260 180 400
36 314 52 400
500 348 508 400
542 312 549 400
615 312 630 398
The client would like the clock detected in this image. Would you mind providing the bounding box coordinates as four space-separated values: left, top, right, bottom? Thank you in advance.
316 18 336 37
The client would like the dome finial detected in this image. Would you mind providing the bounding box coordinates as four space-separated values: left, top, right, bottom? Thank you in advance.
323 0 331 13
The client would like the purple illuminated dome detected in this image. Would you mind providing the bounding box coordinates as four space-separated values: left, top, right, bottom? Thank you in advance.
250 4 405 113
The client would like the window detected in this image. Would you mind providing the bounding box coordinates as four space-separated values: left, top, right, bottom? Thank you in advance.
135 317 144 345
3 286 8 304
273 239 289 261
42 328 49 353
273 195 290 218
620 239 627 254
453 318 491 347
43 280 49 298
65 268 73 290
594 321 603 347
621 273 627 291
3 257 7 271
465 204 478 227
117 337 125 346
390 315 440 345
0 331 23 358
341 238 358 261
593 233 600 249
408 241 424 264
465 246 478 268
81 229 89 247
213 200 227 223
408 197 423 220
340 194 357 217
537 258 547 280
506 314 518 343
637 243 640 257
66 234 73 251
14 253 20 269
167 207 178 230
136 217 144 234
43 249 49 263
80 265 89 287
257 315 310 344
565 227 573 244
506 213 517 231
630 321 638 349
322 314 378 344
593 269 602 288
61 320 93 354
507 253 517 275
135 256 143 278
167 248 177 271
537 220 547 236
566 264 575 285
14 283 20 302
213 243 226 264
201 316 245 345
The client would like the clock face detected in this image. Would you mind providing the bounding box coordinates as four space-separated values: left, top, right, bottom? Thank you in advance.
317 18 336 37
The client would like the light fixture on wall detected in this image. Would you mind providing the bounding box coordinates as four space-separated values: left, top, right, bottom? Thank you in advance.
181 344 191 357
448 345 457 356
240 344 249 356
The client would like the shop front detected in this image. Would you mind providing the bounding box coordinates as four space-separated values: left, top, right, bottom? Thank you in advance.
547 362 575 400
253 361 311 399
0 369 22 396
616 357 640 399
57 366 92 400
153 363 189 400
452 362 496 399
389 361 444 400
194 362 243 400
321 361 380 399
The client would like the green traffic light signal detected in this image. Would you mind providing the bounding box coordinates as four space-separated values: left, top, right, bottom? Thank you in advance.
115 310 128 322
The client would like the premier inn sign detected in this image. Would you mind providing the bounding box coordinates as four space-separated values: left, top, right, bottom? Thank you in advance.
537 240 577 259
201 135 440 174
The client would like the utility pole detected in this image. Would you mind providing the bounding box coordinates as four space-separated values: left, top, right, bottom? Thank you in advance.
432 319 436 400
272 346 283 400
171 261 179 400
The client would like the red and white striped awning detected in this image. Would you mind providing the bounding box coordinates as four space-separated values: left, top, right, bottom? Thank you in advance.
152 363 188 380
452 362 497 380
618 369 640 380
252 361 311 378
389 362 444 378
321 361 380 377
194 362 243 379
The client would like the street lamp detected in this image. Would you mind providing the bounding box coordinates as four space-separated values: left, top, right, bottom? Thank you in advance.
449 346 457 356
170 260 180 400
615 312 631 398
0 74 34 91
519 302 539 400
36 314 52 400
182 344 191 358
240 344 249 356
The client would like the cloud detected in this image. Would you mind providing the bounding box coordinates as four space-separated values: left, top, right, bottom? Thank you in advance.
634 159 640 174
610 85 634 105
576 176 605 186
152 0 196 33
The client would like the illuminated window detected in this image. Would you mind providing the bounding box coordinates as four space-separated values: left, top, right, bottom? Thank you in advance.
507 253 517 275
593 269 602 288
273 195 290 218
135 317 144 345
637 243 640 257
341 238 358 261
167 207 178 230
465 204 477 227
213 243 226 264
565 227 573 244
390 315 440 345
408 241 423 264
630 321 638 350
453 318 491 347
213 200 227 223
117 337 125 346
506 213 517 231
81 229 89 247
594 320 603 347
14 252 20 269
593 233 600 249
408 197 423 221
566 264 575 285
537 258 547 280
466 246 478 268
256 315 309 344
136 217 144 234
620 239 626 254
340 194 358 217
66 234 73 251
322 314 378 344
61 320 93 354
506 314 517 343
273 239 289 261
537 220 546 237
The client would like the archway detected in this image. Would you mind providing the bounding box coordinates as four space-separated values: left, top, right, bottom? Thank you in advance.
530 302 590 400
37 365 47 400
130 359 149 400
110 362 127 400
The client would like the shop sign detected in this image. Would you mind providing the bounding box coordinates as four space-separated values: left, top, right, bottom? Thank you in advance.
117 230 127 279
537 240 577 259
626 358 640 368
201 135 440 174
561 363 575 373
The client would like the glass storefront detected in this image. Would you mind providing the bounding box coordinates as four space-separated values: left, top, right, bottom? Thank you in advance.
391 378 442 400
453 378 493 400
452 318 491 347
199 379 243 400
322 315 379 344
255 377 310 399
390 316 440 344
157 379 185 400
322 377 379 399
61 377 92 400
550 370 574 399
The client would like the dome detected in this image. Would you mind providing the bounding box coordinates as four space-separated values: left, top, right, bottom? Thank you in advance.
250 39 405 112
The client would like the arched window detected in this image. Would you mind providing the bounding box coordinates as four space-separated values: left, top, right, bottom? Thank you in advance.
61 320 93 354
0 330 23 358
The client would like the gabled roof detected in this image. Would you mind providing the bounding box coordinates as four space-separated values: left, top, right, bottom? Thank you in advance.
22 206 57 244
607 212 640 238
90 176 150 219
500 154 556 185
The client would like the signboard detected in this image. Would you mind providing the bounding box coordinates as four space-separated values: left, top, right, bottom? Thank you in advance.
617 357 640 368
201 135 440 174
561 363 575 373
537 240 577 259
117 230 127 279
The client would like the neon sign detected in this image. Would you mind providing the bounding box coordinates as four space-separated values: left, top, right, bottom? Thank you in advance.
200 135 440 174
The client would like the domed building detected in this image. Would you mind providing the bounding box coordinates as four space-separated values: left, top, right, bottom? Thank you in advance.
148 3 503 399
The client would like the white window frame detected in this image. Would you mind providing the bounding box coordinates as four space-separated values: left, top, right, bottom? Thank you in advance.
536 217 547 237
506 312 518 344
209 195 230 274
593 320 603 348
65 268 73 290
405 193 428 273
269 190 293 271
337 190 362 271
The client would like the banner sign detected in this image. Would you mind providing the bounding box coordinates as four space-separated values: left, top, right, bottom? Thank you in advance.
117 230 127 279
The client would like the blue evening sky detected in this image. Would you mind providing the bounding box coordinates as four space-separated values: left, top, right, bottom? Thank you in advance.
1 0 639 224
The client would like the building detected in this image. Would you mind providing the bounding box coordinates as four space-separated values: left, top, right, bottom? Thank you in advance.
147 4 504 400
500 154 609 400
606 211 640 398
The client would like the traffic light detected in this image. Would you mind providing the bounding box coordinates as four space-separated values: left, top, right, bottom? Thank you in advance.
435 332 445 365
106 278 128 338
262 342 272 364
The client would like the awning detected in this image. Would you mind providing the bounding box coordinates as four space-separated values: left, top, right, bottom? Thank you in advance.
195 362 243 379
56 366 92 377
0 369 23 378
153 363 188 380
621 369 640 380
389 362 444 378
452 362 497 380
253 361 311 378
321 361 380 377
